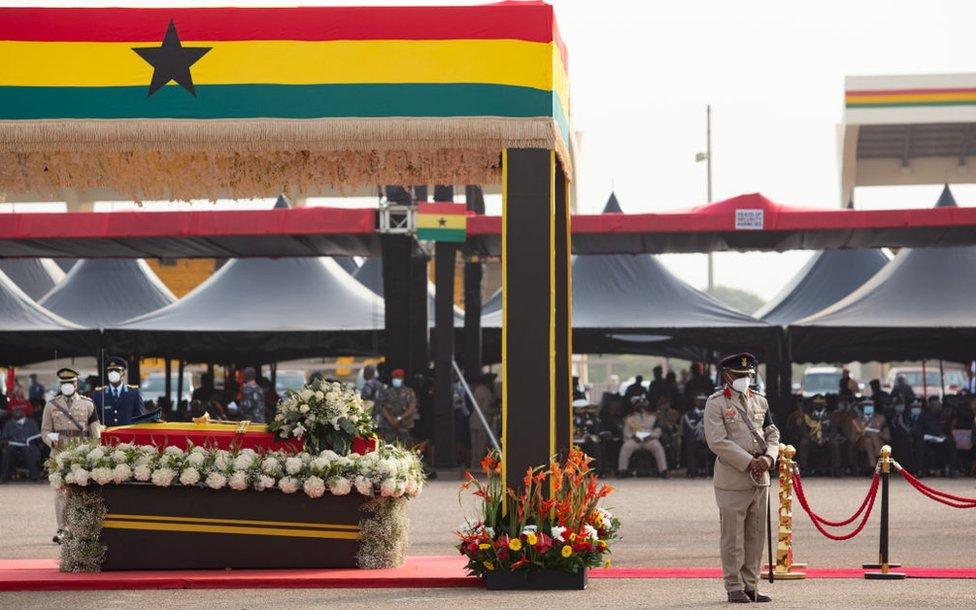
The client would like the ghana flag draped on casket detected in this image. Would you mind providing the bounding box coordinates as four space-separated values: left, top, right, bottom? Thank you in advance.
0 4 571 199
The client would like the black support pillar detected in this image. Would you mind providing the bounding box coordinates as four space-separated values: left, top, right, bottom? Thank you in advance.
463 185 485 381
433 241 458 466
433 185 458 468
381 234 412 376
501 149 573 491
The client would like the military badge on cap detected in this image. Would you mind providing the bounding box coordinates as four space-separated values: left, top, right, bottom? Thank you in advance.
719 352 758 374
56 367 79 382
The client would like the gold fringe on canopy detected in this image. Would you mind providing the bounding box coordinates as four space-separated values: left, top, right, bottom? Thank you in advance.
0 117 570 201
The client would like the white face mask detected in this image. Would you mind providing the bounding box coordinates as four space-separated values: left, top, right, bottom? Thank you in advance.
392 378 403 388
108 371 122 384
16 417 26 425
731 377 751 394
61 383 76 396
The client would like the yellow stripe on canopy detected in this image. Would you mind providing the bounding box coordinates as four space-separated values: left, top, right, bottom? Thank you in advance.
0 39 555 91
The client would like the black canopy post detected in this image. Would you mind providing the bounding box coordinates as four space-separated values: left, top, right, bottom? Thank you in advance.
433 185 458 468
433 196 459 467
127 355 140 386
164 358 172 405
176 359 184 412
463 185 485 381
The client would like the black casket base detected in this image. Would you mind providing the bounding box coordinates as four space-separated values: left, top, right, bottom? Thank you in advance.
98 484 365 570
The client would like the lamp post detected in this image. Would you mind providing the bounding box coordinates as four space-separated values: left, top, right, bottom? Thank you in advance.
696 105 714 292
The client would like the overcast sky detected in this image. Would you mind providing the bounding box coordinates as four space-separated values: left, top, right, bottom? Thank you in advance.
8 0 976 301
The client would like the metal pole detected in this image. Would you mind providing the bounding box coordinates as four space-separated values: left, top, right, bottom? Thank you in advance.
452 359 500 453
938 359 945 397
922 360 928 399
864 445 905 579
706 104 714 294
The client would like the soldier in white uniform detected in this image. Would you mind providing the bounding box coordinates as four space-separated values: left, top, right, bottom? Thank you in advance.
40 368 100 544
704 353 779 603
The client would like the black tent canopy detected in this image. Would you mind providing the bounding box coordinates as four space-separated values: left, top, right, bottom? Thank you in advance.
39 259 176 328
105 257 384 361
754 249 890 325
0 269 96 365
0 258 64 301
483 194 776 358
353 257 464 326
790 186 976 363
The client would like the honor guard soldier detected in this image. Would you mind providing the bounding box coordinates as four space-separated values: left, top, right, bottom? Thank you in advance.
41 368 101 544
93 356 145 427
703 353 779 603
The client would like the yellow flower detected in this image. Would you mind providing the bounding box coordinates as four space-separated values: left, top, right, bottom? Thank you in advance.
561 545 573 558
604 559 612 568
478 543 491 551
508 538 523 552
483 561 495 571
525 532 538 546
569 533 577 542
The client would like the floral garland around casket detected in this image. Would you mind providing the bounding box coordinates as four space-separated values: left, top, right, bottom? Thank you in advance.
49 441 425 571
269 378 375 454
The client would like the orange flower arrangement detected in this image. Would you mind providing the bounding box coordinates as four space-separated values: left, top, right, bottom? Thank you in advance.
456 447 619 577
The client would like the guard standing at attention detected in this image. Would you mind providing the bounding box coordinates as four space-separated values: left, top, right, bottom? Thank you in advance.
41 368 101 544
92 356 144 427
703 353 779 604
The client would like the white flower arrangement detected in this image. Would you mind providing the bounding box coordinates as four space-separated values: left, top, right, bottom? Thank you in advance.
48 441 426 501
269 378 375 454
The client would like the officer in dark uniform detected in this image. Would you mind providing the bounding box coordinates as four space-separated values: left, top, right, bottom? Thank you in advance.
92 356 144 427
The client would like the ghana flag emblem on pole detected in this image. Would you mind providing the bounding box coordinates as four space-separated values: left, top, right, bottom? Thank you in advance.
417 203 468 243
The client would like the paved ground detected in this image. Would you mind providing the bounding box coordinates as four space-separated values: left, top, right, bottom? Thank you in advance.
2 474 974 607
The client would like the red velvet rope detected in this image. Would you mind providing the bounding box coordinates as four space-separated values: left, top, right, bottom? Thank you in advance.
898 468 976 509
794 470 879 526
792 471 880 541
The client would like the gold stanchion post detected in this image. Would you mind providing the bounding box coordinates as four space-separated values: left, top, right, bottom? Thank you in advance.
768 444 806 579
864 445 906 579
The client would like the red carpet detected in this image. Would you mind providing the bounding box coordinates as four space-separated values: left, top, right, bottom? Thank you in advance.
1 557 973 591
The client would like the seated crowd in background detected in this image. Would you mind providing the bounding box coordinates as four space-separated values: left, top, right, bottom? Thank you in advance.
784 387 974 478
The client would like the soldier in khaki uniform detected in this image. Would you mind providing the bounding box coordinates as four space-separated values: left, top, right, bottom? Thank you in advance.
40 368 100 544
704 353 779 603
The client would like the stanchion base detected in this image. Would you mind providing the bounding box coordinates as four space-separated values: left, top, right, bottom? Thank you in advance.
765 563 808 572
864 571 906 580
861 562 901 569
773 571 806 580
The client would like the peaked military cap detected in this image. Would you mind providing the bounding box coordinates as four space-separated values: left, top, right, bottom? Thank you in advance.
56 367 79 382
106 356 128 371
719 352 758 374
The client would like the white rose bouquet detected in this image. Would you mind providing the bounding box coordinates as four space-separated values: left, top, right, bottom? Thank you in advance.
269 378 375 454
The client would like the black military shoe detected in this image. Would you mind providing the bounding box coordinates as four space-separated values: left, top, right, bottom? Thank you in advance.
727 590 750 603
745 590 771 602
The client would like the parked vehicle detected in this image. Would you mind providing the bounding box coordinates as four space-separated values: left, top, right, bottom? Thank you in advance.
275 370 308 394
140 373 193 405
885 366 968 397
800 366 844 398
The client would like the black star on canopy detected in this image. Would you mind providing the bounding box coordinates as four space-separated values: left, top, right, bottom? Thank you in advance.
132 20 211 97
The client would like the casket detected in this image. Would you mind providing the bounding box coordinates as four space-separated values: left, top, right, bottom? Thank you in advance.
102 421 300 452
101 421 379 454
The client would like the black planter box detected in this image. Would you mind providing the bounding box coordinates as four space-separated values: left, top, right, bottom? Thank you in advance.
484 568 588 590
97 484 366 570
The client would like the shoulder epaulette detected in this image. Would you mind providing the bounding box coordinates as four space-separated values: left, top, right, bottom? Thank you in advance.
750 389 767 398
708 389 725 399
94 386 104 391
128 384 139 389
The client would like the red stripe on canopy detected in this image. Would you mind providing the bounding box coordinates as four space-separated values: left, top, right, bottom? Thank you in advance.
0 4 559 43
0 207 375 241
